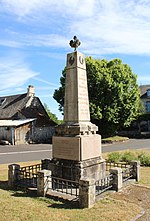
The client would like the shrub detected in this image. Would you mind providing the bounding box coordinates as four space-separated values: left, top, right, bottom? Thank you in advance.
107 152 122 163
121 151 137 163
137 152 150 166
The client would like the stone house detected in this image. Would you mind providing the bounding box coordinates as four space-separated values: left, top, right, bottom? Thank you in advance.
139 85 150 112
0 85 57 144
139 85 150 132
0 119 35 145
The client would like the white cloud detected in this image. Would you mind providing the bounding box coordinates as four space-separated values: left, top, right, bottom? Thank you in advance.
0 0 96 18
0 56 39 92
33 77 59 88
0 0 150 55
0 31 69 49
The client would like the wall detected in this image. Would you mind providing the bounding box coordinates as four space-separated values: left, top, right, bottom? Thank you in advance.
15 123 31 145
141 98 150 112
0 127 12 143
32 126 55 143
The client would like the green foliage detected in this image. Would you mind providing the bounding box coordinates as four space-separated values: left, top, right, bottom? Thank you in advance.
107 151 150 166
102 136 129 143
53 69 66 113
44 103 61 124
53 57 141 136
121 151 137 163
137 152 150 166
107 152 121 163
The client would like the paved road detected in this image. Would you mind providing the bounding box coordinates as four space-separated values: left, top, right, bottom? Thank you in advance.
102 138 150 153
0 144 52 164
0 139 150 164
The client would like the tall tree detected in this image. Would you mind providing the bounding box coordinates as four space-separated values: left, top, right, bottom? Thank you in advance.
43 103 61 124
53 57 141 136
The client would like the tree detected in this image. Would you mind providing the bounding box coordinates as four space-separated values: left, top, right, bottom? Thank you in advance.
43 103 62 124
53 57 141 136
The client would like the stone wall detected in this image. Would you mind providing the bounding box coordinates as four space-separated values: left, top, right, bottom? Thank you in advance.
32 126 55 143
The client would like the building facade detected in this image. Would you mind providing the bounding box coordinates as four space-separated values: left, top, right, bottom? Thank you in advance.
0 86 57 144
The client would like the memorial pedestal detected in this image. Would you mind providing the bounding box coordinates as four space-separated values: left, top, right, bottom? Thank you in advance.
52 129 106 181
51 49 106 182
47 156 106 182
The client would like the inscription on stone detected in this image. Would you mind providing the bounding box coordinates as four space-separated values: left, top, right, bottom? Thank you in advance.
78 70 90 120
53 137 81 161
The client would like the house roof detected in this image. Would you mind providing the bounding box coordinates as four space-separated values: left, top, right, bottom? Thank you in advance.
139 85 150 98
0 93 29 119
0 92 57 127
0 119 36 127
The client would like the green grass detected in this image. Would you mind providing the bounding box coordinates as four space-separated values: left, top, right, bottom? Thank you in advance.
0 187 140 221
102 136 129 143
0 159 150 221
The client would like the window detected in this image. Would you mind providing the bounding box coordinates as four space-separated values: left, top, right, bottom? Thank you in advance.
0 98 6 106
147 90 150 97
146 101 150 112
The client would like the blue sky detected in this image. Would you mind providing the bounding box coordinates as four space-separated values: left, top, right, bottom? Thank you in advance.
0 0 150 119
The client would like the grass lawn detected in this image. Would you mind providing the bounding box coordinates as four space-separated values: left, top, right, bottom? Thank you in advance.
0 154 150 221
102 136 129 143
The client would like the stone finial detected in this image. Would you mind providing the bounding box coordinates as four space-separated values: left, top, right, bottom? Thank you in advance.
69 36 81 51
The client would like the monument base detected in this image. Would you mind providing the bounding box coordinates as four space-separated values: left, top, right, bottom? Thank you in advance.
42 157 106 182
53 134 101 161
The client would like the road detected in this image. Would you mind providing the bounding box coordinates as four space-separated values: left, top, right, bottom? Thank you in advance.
0 144 52 164
0 139 150 164
102 138 150 153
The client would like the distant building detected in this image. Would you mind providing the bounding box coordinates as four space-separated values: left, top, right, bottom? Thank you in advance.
0 85 57 144
139 85 150 112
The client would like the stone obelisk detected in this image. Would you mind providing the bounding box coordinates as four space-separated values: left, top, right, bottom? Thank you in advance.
52 36 105 181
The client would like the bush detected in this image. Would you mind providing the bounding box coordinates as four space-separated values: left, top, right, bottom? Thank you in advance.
107 152 122 163
137 152 150 166
121 151 137 163
106 151 150 166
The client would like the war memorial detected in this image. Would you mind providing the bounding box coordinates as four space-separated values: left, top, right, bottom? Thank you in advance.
52 36 106 182
8 37 140 209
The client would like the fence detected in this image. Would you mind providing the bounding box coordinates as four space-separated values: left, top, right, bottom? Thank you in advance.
8 160 140 208
106 161 137 183
37 172 79 199
50 176 79 197
106 161 129 171
95 174 113 196
14 163 42 188
122 166 133 182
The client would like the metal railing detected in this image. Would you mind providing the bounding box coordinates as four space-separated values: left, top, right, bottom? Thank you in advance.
17 170 38 188
122 166 133 182
16 163 42 188
95 174 113 196
106 161 134 183
20 163 42 174
46 176 79 197
106 161 129 171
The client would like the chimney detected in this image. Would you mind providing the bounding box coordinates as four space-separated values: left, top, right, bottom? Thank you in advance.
27 85 35 97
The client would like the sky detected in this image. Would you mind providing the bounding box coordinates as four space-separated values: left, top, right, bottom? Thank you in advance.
0 0 150 120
